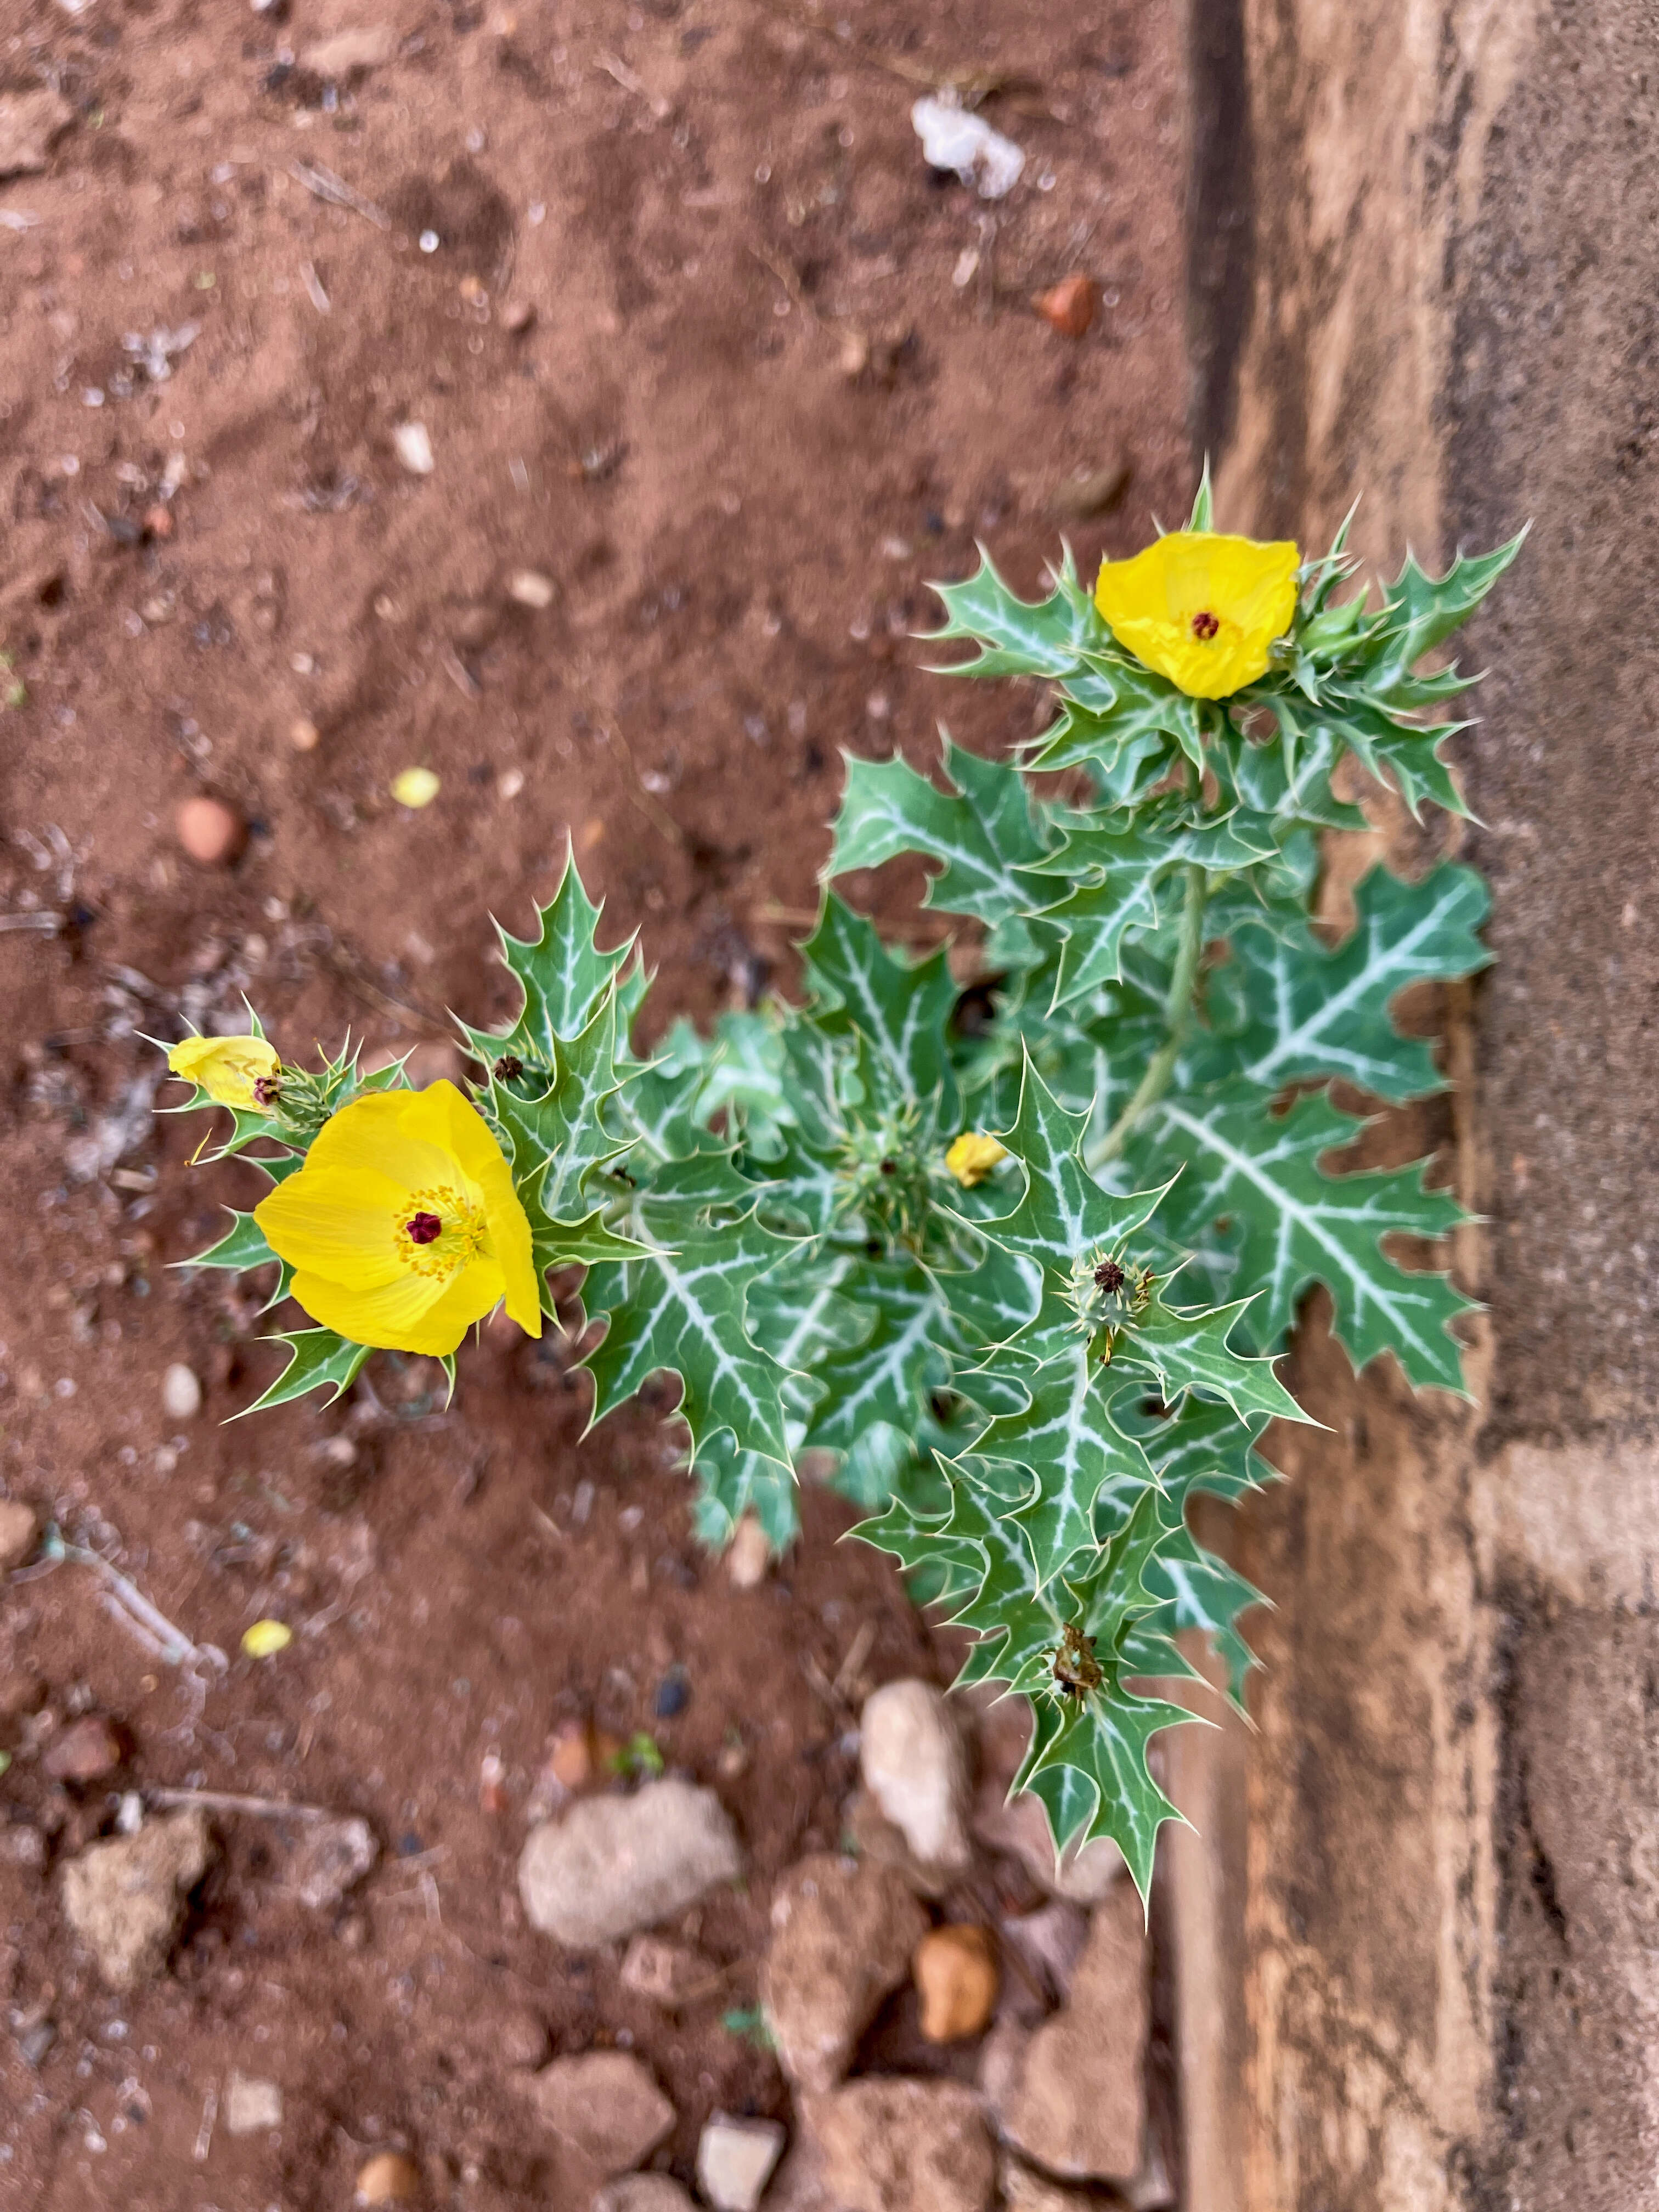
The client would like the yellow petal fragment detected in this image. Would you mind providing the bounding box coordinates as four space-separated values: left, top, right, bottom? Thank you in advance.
391 766 441 809
241 1618 293 1658
946 1132 1009 1188
167 1033 281 1109
1094 529 1300 698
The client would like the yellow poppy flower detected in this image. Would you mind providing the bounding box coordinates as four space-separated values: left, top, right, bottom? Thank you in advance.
168 1033 283 1109
1094 529 1301 699
945 1132 1009 1188
253 1081 544 1357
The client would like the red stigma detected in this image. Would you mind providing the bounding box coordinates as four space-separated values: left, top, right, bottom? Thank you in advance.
252 1076 281 1107
1190 610 1220 640
407 1211 443 1245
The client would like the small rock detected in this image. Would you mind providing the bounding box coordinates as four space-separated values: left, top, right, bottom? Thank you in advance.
997 1900 1089 2015
726 1511 772 1589
528 2050 674 2175
696 2114 786 2212
0 89 74 180
653 1667 690 1719
142 504 175 540
1033 275 1098 338
356 2149 421 2203
301 25 397 75
859 1680 971 1875
42 1715 125 1784
619 1933 714 2005
502 299 537 335
224 2070 283 2135
973 1783 1122 1904
506 568 556 610
548 1719 594 1791
392 421 435 476
591 2181 696 2212
843 1788 950 1900
176 795 246 866
0 1499 37 1572
287 1814 378 1910
760 1853 928 2092
494 2006 550 2069
17 2019 56 2068
803 2078 995 2212
391 766 440 808
1049 461 1132 522
914 1925 998 2042
518 1776 744 1947
161 1362 202 1420
290 715 321 752
60 1809 213 1990
997 2153 1099 2212
981 1884 1148 2181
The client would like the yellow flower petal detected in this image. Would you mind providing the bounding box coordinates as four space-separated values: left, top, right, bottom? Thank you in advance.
391 766 441 809
1094 529 1300 698
253 1082 543 1356
946 1132 1009 1188
167 1034 281 1109
241 1618 292 1658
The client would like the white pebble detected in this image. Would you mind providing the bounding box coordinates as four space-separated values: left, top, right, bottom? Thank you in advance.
392 421 435 475
160 1363 202 1421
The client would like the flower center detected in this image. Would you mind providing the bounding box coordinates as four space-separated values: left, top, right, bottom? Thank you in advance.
1190 609 1220 641
1093 1259 1125 1294
253 1075 282 1107
393 1184 487 1280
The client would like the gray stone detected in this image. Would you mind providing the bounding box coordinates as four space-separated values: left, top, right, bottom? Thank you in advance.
529 2051 674 2176
997 2153 1098 2211
619 1933 715 2005
858 1680 970 1874
760 1853 928 2092
60 1810 213 1989
982 1884 1148 2181
802 2079 995 2212
972 1785 1122 1903
519 1779 744 1947
696 2113 786 2211
288 1814 378 1910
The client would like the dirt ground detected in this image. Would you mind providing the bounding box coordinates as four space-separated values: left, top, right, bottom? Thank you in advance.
0 0 1191 2202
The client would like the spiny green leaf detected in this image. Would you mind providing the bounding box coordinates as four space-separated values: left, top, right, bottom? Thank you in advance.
829 738 1050 925
580 1199 798 1467
801 895 958 1111
1112 1294 1308 1425
924 545 1104 678
1197 862 1491 1103
495 851 634 1051
1375 532 1527 667
1014 1681 1194 1904
1137 1081 1475 1392
184 1208 292 1311
971 1342 1158 1589
970 1057 1167 1293
803 1259 953 1453
238 1328 370 1415
690 1427 801 1553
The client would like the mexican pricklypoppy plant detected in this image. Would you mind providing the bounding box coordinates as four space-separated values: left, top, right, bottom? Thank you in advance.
161 472 1520 1901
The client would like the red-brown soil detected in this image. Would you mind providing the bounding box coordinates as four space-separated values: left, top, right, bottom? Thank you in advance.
0 0 1190 2201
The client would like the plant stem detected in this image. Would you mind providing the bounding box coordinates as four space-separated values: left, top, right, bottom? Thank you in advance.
1085 861 1208 1171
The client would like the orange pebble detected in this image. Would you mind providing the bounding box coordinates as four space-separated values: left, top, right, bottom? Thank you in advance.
1034 274 1098 338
